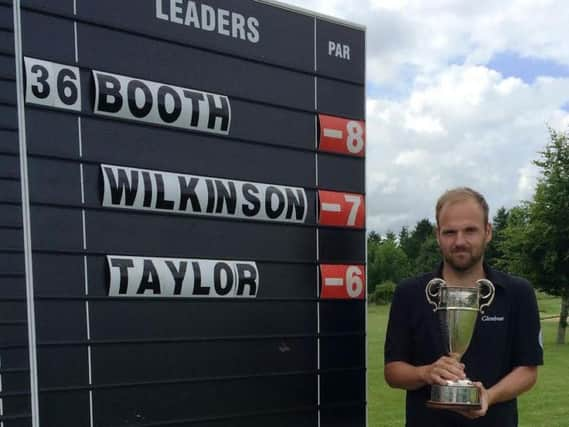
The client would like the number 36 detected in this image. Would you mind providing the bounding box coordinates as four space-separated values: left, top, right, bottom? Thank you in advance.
24 57 81 111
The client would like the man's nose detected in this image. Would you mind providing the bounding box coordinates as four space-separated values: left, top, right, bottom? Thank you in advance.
455 231 467 246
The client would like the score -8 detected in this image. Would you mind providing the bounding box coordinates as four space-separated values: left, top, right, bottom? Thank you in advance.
318 114 365 157
24 57 81 111
346 120 364 154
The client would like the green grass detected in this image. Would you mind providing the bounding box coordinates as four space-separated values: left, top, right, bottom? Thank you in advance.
367 298 569 427
536 291 562 318
518 294 569 427
368 304 404 426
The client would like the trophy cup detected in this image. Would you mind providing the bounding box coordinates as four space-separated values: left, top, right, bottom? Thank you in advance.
425 278 495 409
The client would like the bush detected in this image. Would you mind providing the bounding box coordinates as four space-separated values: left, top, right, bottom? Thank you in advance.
370 280 396 305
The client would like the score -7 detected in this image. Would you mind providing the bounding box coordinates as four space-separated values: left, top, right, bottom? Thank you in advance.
24 57 81 111
318 190 365 228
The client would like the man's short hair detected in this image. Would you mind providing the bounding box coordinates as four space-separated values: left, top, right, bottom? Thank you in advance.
436 187 489 226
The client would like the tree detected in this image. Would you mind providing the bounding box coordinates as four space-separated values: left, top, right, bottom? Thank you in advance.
367 232 410 294
373 239 410 289
529 129 569 344
415 236 441 274
399 226 410 252
368 230 381 245
485 207 509 265
500 129 569 344
367 232 381 292
400 219 436 274
494 205 530 274
385 230 397 242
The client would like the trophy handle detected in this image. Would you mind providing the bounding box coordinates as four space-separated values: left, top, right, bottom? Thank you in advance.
425 278 446 311
477 279 495 314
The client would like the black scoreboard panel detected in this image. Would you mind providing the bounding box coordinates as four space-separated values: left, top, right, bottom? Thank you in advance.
2 1 365 426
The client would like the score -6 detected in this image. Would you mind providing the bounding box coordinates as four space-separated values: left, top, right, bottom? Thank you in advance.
24 57 81 111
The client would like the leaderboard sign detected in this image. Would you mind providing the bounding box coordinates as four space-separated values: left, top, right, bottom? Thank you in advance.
0 1 365 426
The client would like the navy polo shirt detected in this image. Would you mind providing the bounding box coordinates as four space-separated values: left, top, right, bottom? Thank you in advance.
384 264 543 427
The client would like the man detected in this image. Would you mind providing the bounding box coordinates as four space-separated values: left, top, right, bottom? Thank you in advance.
384 187 543 426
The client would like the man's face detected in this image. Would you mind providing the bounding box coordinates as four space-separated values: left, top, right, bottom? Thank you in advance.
436 198 492 272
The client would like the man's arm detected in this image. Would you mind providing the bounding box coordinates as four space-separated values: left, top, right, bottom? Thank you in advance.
384 361 426 391
486 365 538 405
460 276 541 419
385 356 466 391
461 365 538 419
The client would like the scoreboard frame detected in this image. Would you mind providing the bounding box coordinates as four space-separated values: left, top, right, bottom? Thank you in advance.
1 0 366 426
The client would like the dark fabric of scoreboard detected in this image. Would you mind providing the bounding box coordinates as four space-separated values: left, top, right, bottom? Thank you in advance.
3 1 366 426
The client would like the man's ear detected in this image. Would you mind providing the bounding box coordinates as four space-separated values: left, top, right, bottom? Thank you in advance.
435 226 441 246
485 223 493 244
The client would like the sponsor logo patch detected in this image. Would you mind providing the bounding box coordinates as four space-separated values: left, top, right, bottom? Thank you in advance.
481 315 505 322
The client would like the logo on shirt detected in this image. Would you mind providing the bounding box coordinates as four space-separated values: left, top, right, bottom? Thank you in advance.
481 315 505 322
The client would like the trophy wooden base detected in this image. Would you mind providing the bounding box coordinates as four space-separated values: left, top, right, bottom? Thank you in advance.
427 382 481 410
426 400 482 410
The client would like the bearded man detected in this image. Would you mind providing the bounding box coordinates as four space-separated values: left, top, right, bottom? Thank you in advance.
384 187 543 426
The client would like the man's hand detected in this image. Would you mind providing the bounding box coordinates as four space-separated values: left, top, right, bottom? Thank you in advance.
420 355 466 386
452 381 490 419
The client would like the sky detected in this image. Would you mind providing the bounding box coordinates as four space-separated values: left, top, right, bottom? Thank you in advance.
284 0 569 235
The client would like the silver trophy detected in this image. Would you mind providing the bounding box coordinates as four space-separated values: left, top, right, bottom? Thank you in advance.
425 278 495 409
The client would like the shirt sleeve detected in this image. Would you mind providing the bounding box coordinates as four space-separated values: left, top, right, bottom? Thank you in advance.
384 281 412 364
511 279 544 366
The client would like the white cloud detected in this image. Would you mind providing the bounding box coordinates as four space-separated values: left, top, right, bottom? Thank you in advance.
369 0 408 11
288 0 569 86
366 66 569 233
517 164 540 200
394 149 429 166
404 114 446 135
283 0 569 234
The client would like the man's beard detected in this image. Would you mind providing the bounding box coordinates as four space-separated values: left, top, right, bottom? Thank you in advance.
444 247 484 272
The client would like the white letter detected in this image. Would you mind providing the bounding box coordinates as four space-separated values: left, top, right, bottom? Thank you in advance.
201 4 216 31
232 13 246 40
328 41 335 56
170 0 184 24
155 0 169 21
217 9 230 36
184 1 200 28
246 17 260 43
